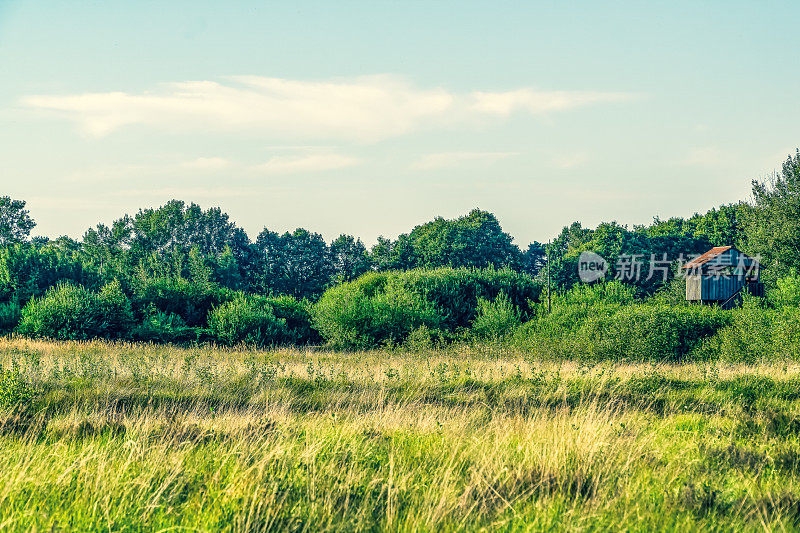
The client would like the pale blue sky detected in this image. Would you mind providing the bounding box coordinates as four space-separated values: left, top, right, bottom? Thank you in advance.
1 1 798 245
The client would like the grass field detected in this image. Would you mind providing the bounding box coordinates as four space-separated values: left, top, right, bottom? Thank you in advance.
0 338 799 531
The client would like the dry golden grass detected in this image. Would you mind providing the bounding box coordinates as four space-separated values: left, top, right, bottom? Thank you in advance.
0 337 798 531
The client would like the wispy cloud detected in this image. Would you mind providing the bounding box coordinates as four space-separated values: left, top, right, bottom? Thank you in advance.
22 75 635 142
470 89 631 116
551 152 588 169
180 157 230 170
251 153 361 174
678 147 730 167
412 151 517 170
112 186 252 199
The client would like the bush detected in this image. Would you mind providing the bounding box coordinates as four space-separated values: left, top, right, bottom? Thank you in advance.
16 281 133 340
513 282 730 362
131 277 227 327
471 293 521 340
512 281 633 356
312 272 440 349
0 370 35 408
703 307 800 363
132 308 200 344
0 301 21 333
770 271 800 308
573 304 730 362
266 295 320 345
207 294 318 347
313 268 541 349
207 296 286 346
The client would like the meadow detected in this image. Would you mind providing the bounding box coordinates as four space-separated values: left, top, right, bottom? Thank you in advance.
1 338 800 531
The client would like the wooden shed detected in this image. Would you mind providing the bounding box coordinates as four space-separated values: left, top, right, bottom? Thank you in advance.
683 246 763 308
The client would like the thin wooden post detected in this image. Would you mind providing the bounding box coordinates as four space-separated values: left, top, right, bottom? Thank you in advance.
547 241 552 314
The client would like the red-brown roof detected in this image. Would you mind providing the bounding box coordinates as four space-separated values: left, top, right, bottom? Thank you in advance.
682 246 733 269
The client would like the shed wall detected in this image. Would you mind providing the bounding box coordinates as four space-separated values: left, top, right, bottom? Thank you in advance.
701 276 747 301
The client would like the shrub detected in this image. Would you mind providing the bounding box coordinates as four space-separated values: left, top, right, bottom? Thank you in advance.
312 272 441 349
16 281 133 340
131 277 226 327
313 268 540 349
513 281 731 362
770 271 800 308
0 370 35 408
266 295 320 345
512 281 633 356
0 301 20 333
471 293 521 340
132 308 200 344
207 296 287 346
704 307 800 363
573 304 730 362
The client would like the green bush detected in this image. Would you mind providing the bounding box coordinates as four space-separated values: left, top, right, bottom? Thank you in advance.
132 277 226 327
312 272 439 349
0 370 35 408
703 307 800 363
573 304 730 362
513 282 730 362
471 293 521 340
0 301 21 333
132 308 200 344
313 268 540 349
512 282 634 356
16 281 133 340
265 295 320 345
207 296 286 346
770 271 800 308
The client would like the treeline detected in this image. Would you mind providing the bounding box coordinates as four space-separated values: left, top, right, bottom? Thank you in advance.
0 149 798 351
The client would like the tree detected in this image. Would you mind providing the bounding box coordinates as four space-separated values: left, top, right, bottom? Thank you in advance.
127 200 250 259
0 241 99 305
81 200 252 287
253 228 332 299
214 245 243 290
747 149 800 273
692 203 748 248
521 242 547 277
330 235 372 282
371 209 521 271
0 197 35 246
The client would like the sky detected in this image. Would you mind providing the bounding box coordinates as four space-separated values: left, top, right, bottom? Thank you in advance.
1 1 798 247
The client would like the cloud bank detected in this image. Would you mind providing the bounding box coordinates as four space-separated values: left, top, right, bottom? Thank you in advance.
23 75 633 142
251 153 361 174
412 151 517 170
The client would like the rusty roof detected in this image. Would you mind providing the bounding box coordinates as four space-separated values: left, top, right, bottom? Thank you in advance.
682 246 733 269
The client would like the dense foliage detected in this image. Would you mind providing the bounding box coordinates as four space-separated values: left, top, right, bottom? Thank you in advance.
313 268 541 349
0 149 799 355
208 294 318 346
17 281 133 340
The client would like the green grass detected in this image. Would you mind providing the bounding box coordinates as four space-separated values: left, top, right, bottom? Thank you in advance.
0 337 799 531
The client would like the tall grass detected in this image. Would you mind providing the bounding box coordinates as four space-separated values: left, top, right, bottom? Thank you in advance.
0 337 799 530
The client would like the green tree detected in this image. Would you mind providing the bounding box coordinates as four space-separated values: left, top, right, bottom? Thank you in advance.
81 200 251 287
330 234 372 282
692 203 748 248
253 228 332 299
747 149 800 273
214 245 243 289
521 242 547 277
0 197 35 246
0 241 99 305
371 209 521 271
